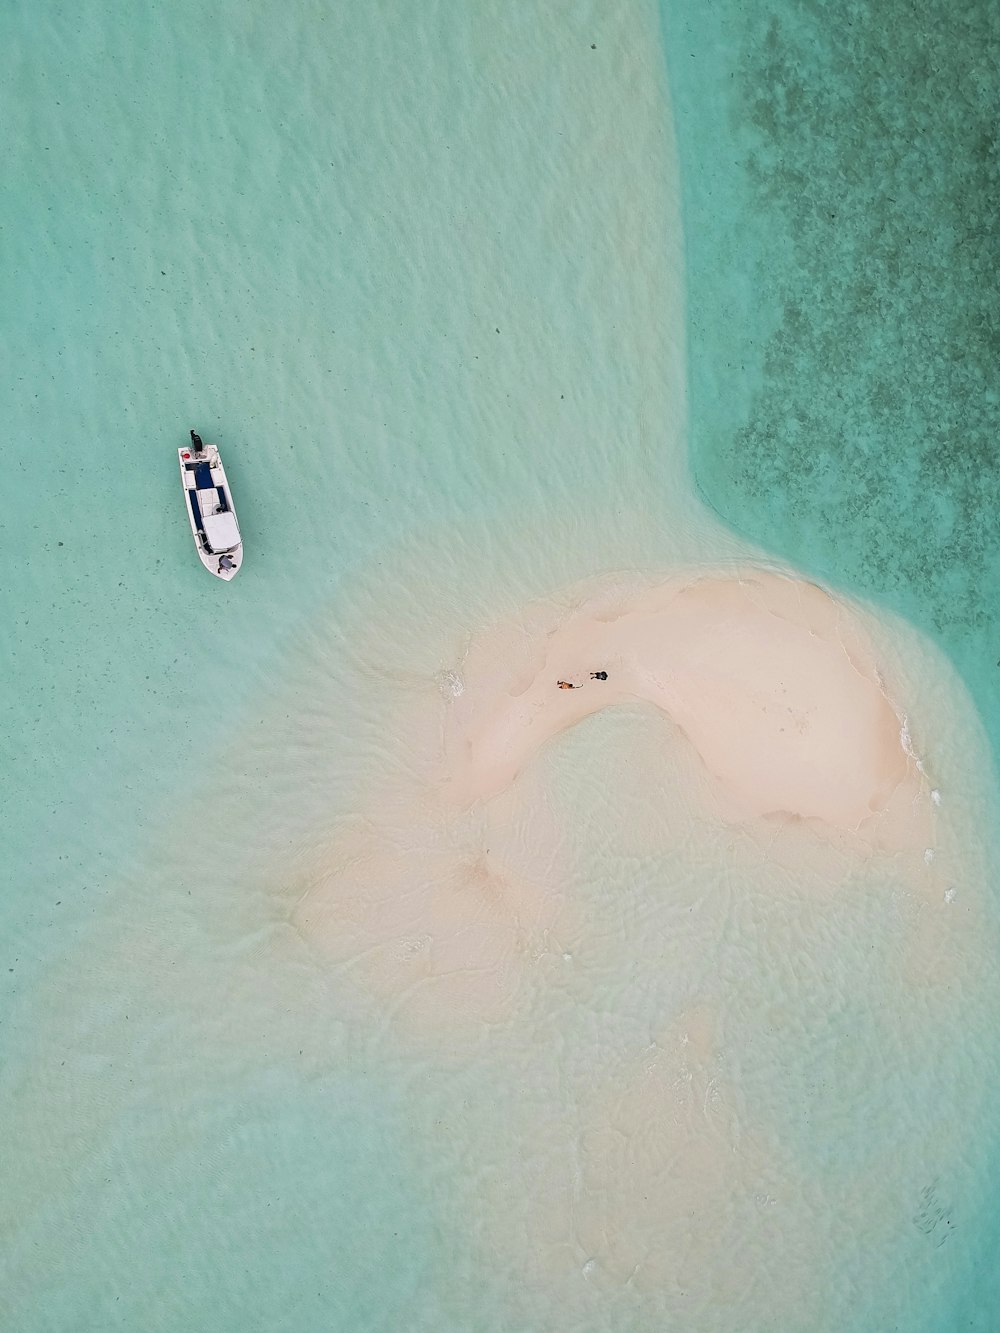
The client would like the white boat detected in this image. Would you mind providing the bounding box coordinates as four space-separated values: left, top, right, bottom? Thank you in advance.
179 431 243 580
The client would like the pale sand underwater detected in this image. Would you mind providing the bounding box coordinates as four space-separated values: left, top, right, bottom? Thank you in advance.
265 529 1000 1328
4 0 1000 1329
8 518 1000 1331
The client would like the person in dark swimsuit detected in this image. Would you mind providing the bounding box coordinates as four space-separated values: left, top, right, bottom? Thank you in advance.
590 671 608 681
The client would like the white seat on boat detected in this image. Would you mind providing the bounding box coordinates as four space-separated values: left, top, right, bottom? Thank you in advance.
203 510 240 553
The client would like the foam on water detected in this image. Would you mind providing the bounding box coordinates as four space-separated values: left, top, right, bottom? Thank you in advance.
3 1 1000 1330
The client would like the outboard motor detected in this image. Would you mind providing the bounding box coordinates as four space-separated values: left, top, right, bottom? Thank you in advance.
190 429 204 453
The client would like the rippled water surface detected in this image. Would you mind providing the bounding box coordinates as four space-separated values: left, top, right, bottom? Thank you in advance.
3 1 1000 1329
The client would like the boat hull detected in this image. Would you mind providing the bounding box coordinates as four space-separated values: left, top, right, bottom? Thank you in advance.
178 442 243 580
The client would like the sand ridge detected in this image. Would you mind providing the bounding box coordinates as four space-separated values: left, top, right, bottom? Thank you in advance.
444 570 919 835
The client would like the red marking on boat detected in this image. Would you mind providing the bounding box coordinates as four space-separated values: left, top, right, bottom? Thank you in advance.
182 451 190 459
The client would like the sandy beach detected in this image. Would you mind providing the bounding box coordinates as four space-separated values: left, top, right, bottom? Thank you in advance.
445 569 923 837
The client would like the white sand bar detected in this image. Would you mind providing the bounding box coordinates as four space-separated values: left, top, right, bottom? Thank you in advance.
446 571 913 831
295 568 938 1044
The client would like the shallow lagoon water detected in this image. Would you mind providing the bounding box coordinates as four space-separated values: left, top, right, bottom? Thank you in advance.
3 1 1000 1330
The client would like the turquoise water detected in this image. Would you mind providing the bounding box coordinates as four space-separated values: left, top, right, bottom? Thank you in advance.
662 0 1000 753
661 0 1000 1325
3 0 1000 1329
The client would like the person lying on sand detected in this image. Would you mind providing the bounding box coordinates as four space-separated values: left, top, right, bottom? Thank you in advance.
590 671 608 680
557 680 580 690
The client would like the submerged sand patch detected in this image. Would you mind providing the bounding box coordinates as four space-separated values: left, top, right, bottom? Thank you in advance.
293 567 943 1047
